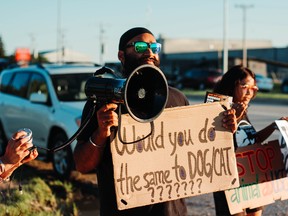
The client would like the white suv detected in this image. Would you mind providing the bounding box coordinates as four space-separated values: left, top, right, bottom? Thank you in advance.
0 63 102 179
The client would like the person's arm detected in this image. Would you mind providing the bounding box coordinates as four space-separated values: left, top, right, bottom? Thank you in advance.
0 131 38 181
0 149 38 181
74 128 108 173
256 116 288 143
222 108 237 134
74 103 118 173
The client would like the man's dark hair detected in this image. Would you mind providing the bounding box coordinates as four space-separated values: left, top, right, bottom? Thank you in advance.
118 27 153 51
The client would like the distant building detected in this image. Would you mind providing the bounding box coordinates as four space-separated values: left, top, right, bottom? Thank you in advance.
157 36 288 80
160 37 272 54
39 48 92 63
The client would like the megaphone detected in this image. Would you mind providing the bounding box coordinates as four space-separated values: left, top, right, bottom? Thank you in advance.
85 64 169 123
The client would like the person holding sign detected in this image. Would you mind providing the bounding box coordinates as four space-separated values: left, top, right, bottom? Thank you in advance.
73 27 237 216
212 65 288 216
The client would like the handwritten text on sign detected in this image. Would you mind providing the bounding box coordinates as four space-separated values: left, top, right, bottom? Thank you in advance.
236 141 286 185
111 103 239 210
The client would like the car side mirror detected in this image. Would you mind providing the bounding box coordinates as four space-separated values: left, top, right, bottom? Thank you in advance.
29 92 47 103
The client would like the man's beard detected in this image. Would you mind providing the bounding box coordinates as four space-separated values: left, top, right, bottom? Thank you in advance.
122 53 160 78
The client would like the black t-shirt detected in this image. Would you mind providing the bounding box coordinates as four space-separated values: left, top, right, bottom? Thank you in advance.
77 86 189 216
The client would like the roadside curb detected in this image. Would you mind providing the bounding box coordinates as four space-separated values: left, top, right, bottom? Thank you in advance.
250 98 288 105
186 95 288 105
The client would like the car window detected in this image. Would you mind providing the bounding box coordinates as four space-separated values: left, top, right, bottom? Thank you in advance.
0 72 13 93
209 71 222 76
185 69 217 78
9 72 31 98
185 70 203 78
51 73 92 102
27 73 48 99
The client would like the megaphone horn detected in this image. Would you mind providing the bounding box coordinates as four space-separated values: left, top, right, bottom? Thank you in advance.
125 64 168 122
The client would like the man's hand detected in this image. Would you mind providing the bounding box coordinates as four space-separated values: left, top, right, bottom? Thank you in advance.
96 103 119 138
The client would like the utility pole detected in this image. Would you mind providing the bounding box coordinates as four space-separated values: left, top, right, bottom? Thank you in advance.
235 4 253 67
223 0 229 73
145 3 151 28
57 0 62 63
61 31 65 63
29 33 38 60
99 23 104 65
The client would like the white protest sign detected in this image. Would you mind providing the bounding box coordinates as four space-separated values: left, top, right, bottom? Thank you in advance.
226 177 288 215
275 120 288 172
275 120 288 146
111 102 239 210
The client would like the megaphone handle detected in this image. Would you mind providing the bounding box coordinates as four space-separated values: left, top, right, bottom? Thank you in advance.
50 102 97 152
117 105 155 144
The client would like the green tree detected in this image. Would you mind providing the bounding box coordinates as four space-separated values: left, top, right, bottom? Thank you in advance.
0 36 6 57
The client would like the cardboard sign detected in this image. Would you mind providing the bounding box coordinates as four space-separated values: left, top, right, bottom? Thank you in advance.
236 141 286 185
111 102 239 210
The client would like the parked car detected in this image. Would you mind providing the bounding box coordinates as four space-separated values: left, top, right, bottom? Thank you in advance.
255 74 274 92
0 63 103 179
175 69 222 90
0 58 9 73
281 78 288 94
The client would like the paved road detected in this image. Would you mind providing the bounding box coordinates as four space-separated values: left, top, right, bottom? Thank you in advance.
185 192 288 216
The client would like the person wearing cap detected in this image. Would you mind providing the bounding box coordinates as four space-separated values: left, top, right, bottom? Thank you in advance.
0 130 38 183
73 27 237 215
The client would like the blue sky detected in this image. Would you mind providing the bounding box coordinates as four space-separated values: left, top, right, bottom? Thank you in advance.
1 0 287 63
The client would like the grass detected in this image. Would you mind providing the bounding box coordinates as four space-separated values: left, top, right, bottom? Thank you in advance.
0 177 78 216
0 159 98 215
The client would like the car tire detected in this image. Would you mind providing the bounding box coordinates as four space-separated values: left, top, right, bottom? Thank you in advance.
0 121 8 155
51 132 74 179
